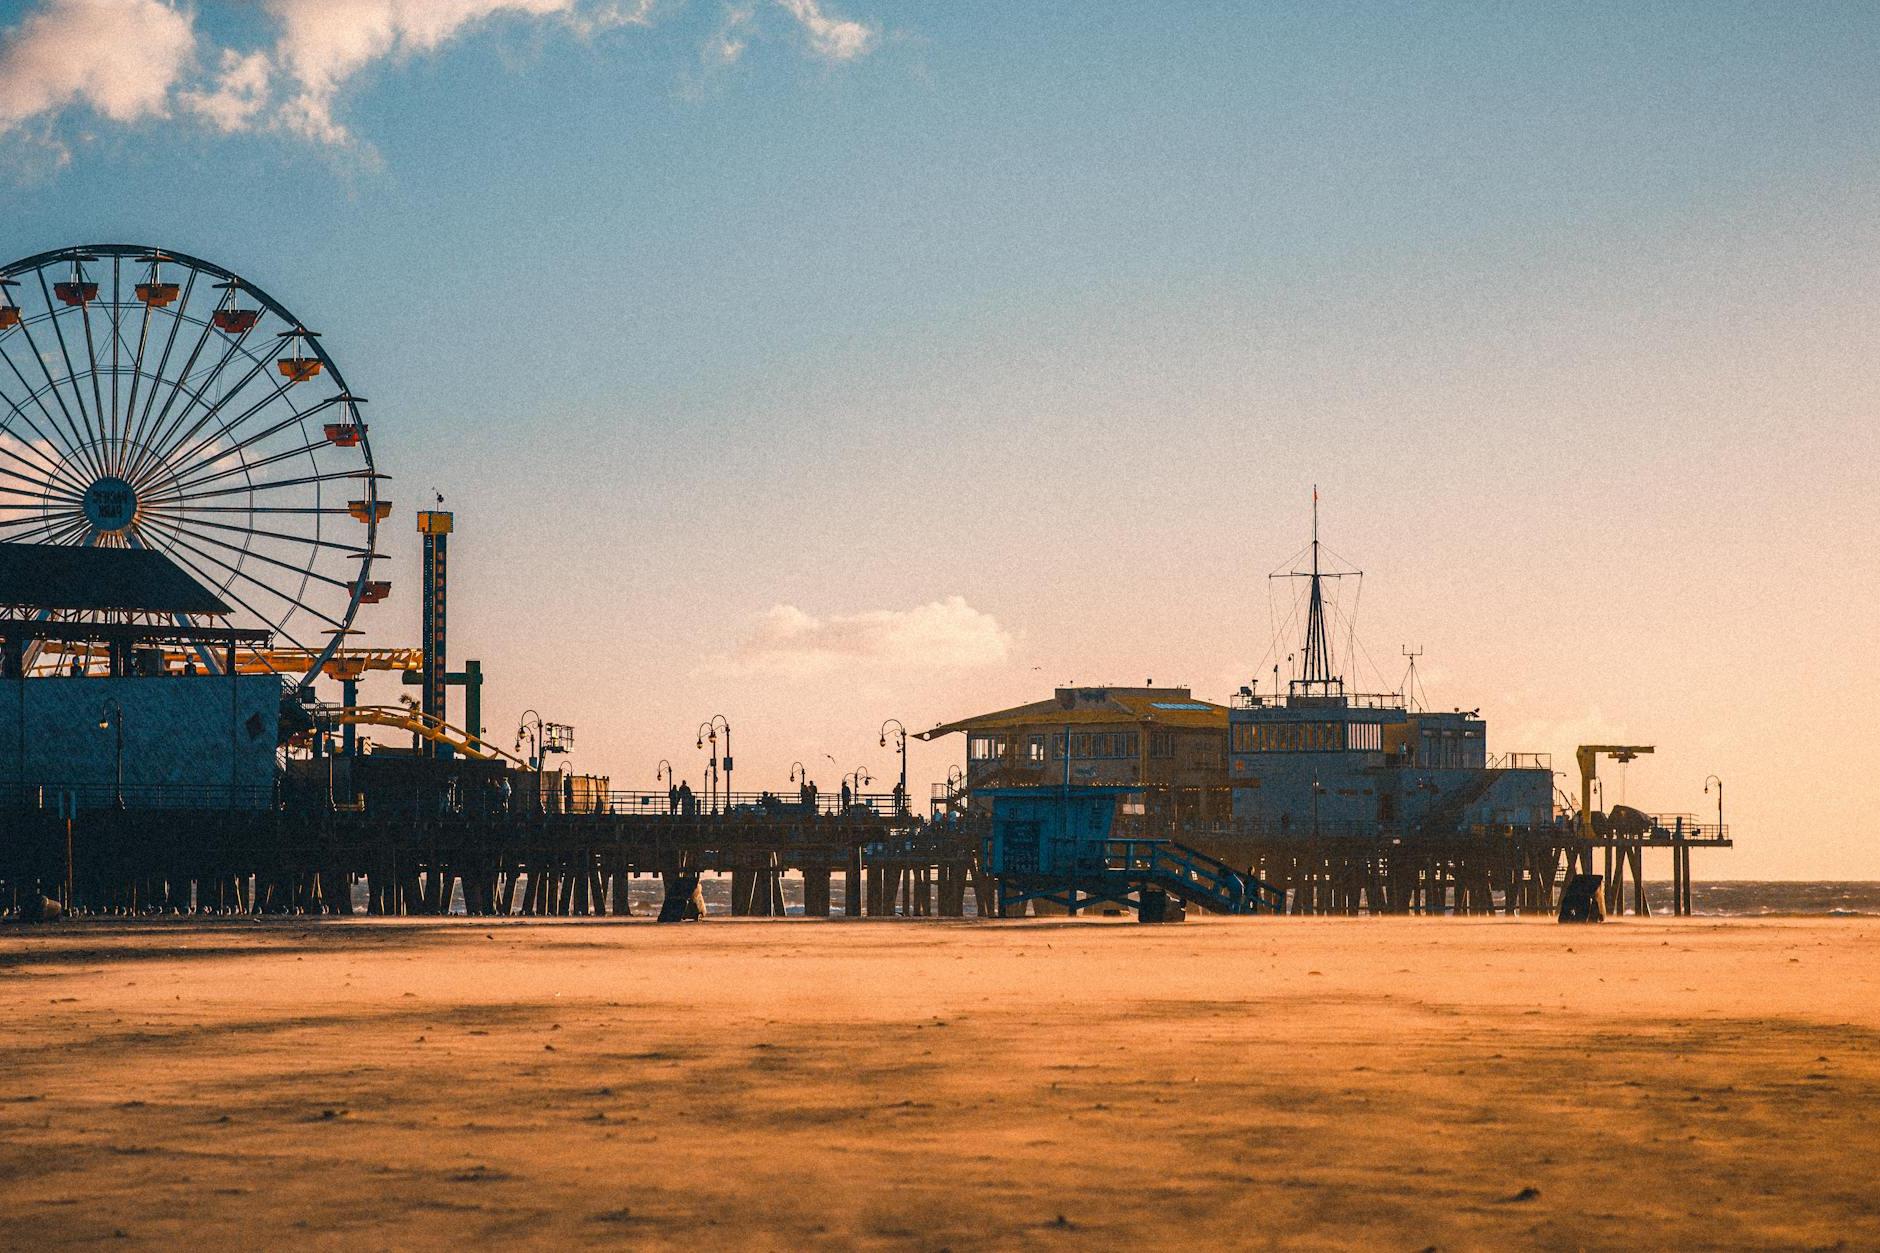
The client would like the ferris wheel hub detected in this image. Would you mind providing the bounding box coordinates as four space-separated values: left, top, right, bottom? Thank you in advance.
82 476 138 533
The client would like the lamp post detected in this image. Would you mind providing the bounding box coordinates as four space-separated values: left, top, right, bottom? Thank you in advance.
516 709 545 771
696 715 731 812
879 718 908 815
1704 774 1723 834
657 758 675 813
843 768 872 811
97 698 124 809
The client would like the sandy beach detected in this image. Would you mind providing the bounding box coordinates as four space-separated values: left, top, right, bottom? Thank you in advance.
2 915 1876 1249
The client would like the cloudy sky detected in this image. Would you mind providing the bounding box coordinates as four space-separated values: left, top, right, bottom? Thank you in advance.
1 1 1875 877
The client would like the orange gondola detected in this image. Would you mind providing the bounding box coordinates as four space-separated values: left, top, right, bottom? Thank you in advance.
348 499 393 524
323 422 366 447
54 281 98 306
0 306 19 330
358 581 391 604
136 281 180 308
277 356 323 383
213 307 260 333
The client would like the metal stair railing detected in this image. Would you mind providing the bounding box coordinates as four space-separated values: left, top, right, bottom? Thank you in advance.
1072 837 1284 915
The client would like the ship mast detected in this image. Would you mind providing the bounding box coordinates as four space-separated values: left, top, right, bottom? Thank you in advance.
1302 490 1332 687
1272 486 1357 703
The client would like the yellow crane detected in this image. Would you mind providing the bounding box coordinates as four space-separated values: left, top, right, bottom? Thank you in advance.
1574 743 1654 842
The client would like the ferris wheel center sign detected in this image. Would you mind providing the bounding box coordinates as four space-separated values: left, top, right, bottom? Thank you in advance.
82 477 137 532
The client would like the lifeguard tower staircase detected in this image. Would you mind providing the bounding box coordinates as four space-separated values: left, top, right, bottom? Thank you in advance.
982 786 1285 918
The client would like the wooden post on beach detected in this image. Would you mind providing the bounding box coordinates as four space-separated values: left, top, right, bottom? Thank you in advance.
845 844 863 917
802 867 831 917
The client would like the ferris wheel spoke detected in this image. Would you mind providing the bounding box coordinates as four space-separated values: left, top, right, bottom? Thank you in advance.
137 527 328 656
4 311 106 483
154 393 348 496
137 507 371 557
77 267 111 453
33 273 107 469
165 504 358 515
157 435 334 500
1 511 90 546
0 429 88 500
103 256 122 455
141 511 358 594
0 407 92 495
143 467 376 507
0 346 89 484
116 270 198 479
112 270 167 478
120 289 233 487
139 520 349 635
0 462 82 501
131 346 286 488
125 331 263 488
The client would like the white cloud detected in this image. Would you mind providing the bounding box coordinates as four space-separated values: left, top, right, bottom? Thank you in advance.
0 0 195 134
0 0 873 157
261 0 654 145
719 597 1013 679
775 0 874 61
182 49 272 134
705 4 755 65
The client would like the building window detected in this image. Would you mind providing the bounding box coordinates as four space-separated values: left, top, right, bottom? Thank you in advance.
1153 730 1175 758
969 735 1004 761
1026 735 1046 763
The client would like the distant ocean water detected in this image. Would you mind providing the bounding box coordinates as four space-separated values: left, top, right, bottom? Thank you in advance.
1644 881 1880 918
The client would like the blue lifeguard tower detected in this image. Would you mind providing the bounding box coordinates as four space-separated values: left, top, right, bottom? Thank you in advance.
981 786 1284 918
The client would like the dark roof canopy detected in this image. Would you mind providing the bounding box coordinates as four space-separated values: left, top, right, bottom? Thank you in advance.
0 542 232 616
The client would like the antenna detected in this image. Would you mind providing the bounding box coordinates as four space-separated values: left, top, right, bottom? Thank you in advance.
1401 645 1426 712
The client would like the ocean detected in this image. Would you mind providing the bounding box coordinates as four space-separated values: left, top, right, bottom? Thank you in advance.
1646 881 1880 917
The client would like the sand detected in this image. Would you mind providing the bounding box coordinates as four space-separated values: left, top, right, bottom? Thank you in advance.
2 914 1877 1250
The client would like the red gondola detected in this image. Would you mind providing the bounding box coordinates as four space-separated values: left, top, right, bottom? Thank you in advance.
278 356 322 383
323 422 366 447
358 581 391 604
54 281 98 306
0 306 19 330
213 307 260 333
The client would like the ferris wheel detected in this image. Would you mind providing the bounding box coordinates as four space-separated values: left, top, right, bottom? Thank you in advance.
0 243 386 682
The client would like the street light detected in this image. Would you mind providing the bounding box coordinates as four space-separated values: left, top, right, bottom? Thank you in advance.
842 768 872 810
880 718 908 815
694 715 731 811
657 758 675 812
1704 774 1724 834
97 697 124 809
516 709 546 771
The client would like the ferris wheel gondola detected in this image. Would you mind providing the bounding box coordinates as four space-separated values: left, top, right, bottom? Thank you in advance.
0 243 387 685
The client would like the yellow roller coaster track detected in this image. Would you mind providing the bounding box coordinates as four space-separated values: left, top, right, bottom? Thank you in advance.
38 644 423 681
316 705 531 769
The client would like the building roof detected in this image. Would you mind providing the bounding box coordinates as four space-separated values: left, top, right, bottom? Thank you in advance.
918 686 1229 739
0 541 232 616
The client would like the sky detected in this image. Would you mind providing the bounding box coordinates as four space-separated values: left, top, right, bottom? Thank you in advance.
0 0 1874 878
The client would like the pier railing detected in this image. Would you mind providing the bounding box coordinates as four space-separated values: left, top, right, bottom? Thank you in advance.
0 781 915 821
